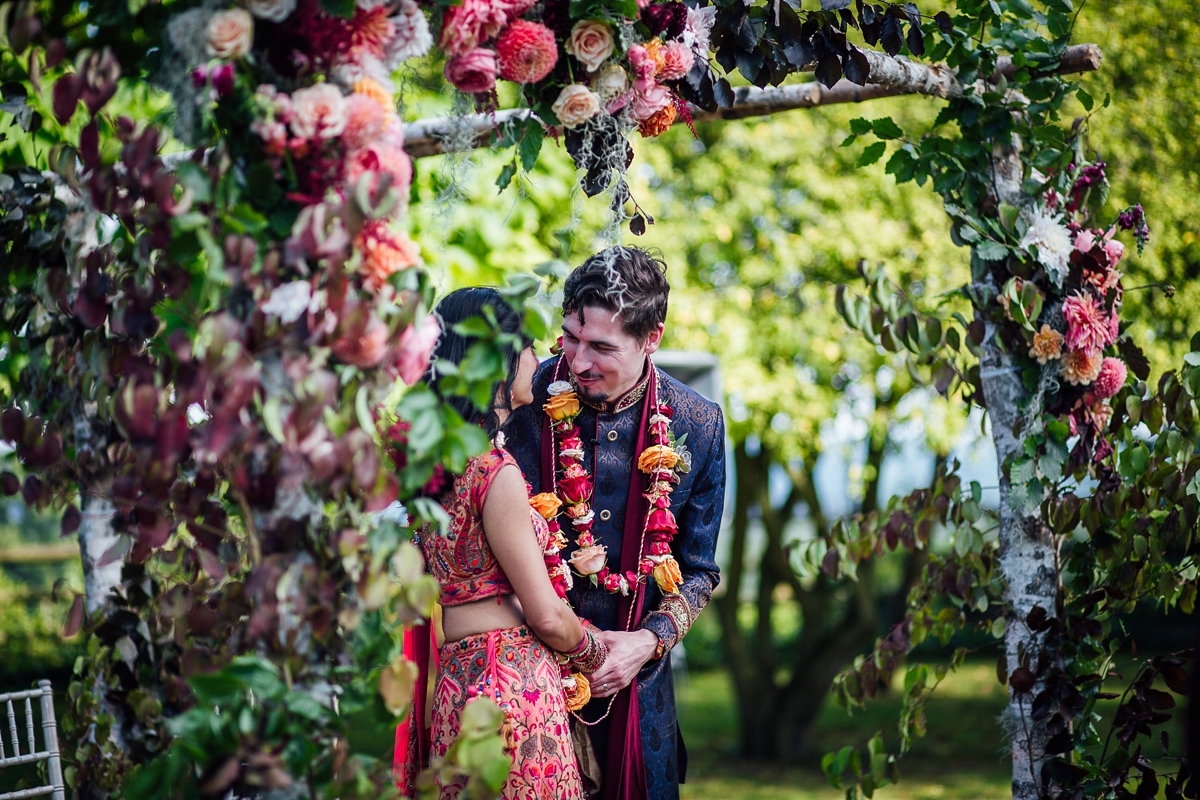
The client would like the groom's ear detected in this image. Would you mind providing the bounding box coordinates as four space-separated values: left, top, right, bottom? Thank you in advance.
643 323 665 356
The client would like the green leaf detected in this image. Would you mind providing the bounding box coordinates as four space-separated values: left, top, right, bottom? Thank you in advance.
1076 87 1093 111
857 141 887 167
175 161 211 205
263 395 286 444
496 161 517 192
518 120 544 173
975 240 1009 262
870 117 905 139
849 117 873 135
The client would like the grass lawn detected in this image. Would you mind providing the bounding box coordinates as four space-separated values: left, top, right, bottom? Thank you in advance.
678 661 1014 800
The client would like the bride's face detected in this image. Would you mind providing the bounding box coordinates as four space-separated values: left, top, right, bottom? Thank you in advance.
509 346 539 408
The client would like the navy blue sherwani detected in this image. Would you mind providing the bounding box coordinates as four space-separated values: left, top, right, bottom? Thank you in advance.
506 356 725 800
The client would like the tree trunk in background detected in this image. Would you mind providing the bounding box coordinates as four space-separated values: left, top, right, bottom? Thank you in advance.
715 393 925 761
78 492 120 615
977 144 1058 800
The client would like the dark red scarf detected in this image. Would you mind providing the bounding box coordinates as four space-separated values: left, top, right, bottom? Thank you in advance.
539 366 653 800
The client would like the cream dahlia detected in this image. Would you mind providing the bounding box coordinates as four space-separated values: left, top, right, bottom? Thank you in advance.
1060 348 1103 386
1018 205 1073 289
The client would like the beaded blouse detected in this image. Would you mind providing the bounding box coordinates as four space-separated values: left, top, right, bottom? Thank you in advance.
419 447 551 607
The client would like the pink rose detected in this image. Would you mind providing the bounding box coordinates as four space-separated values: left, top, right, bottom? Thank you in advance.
207 8 254 59
341 93 386 150
345 142 413 199
568 544 608 576
657 41 694 81
566 20 614 73
394 314 440 385
443 47 499 93
632 83 671 120
439 0 506 58
290 83 348 140
551 84 601 128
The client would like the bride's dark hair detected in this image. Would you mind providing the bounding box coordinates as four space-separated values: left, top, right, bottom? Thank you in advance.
423 287 532 436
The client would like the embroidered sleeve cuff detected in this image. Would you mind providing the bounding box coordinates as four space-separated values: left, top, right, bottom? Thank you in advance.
641 613 677 656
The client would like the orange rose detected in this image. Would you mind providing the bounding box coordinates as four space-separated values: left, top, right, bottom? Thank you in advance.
563 672 591 712
653 557 682 594
638 444 679 473
544 392 581 421
529 492 563 519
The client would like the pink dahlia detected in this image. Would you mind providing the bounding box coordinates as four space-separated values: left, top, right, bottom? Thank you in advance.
1063 292 1114 353
340 93 386 150
348 5 395 57
657 41 694 81
496 20 558 84
1092 357 1127 400
439 0 506 58
444 47 499 93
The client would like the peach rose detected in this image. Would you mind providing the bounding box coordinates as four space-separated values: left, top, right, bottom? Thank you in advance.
637 444 679 473
341 93 386 150
551 84 601 128
652 557 682 594
529 492 564 519
566 20 614 73
290 83 348 140
207 8 254 59
569 544 608 576
544 391 581 421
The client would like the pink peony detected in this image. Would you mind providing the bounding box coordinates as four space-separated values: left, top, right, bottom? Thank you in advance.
443 47 499 93
1063 292 1114 353
341 93 386 150
496 20 559 84
394 313 440 385
439 0 507 58
1074 228 1096 253
290 83 348 140
632 83 671 120
1092 357 1127 400
657 41 694 81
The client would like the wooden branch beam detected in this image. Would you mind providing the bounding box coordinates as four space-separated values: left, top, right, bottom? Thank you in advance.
0 542 81 564
402 43 1101 159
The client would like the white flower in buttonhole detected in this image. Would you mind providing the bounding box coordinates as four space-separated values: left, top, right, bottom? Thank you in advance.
1018 205 1073 290
548 381 573 396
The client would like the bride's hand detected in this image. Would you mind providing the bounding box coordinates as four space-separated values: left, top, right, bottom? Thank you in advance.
586 629 659 697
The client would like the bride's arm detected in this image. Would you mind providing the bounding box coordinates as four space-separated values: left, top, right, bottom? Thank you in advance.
482 464 585 653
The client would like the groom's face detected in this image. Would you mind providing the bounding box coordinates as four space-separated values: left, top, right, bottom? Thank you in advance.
562 306 663 403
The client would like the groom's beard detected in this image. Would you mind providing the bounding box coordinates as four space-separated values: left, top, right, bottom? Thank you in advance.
574 371 609 404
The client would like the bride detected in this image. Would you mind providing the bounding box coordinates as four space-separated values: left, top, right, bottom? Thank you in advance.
396 287 603 799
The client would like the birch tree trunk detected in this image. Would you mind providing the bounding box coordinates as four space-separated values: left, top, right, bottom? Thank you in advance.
78 493 120 615
977 144 1059 800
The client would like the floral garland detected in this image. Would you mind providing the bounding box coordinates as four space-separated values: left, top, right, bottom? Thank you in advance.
543 361 686 597
436 0 714 140
1000 159 1149 464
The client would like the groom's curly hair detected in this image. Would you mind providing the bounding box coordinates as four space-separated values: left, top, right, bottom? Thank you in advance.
563 246 670 341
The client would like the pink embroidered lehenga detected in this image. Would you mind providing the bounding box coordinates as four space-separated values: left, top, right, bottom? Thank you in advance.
397 447 584 800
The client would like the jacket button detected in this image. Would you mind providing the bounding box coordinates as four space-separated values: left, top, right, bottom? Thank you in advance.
606 430 618 441
599 510 612 521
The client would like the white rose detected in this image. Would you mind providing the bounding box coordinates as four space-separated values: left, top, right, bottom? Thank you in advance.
551 84 602 128
289 83 348 140
247 0 296 23
592 64 629 103
206 8 254 59
565 20 614 73
547 380 574 396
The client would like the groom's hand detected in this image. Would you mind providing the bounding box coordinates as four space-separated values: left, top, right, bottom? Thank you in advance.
587 629 659 698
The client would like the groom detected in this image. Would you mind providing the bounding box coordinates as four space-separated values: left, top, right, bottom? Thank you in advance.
507 246 726 800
